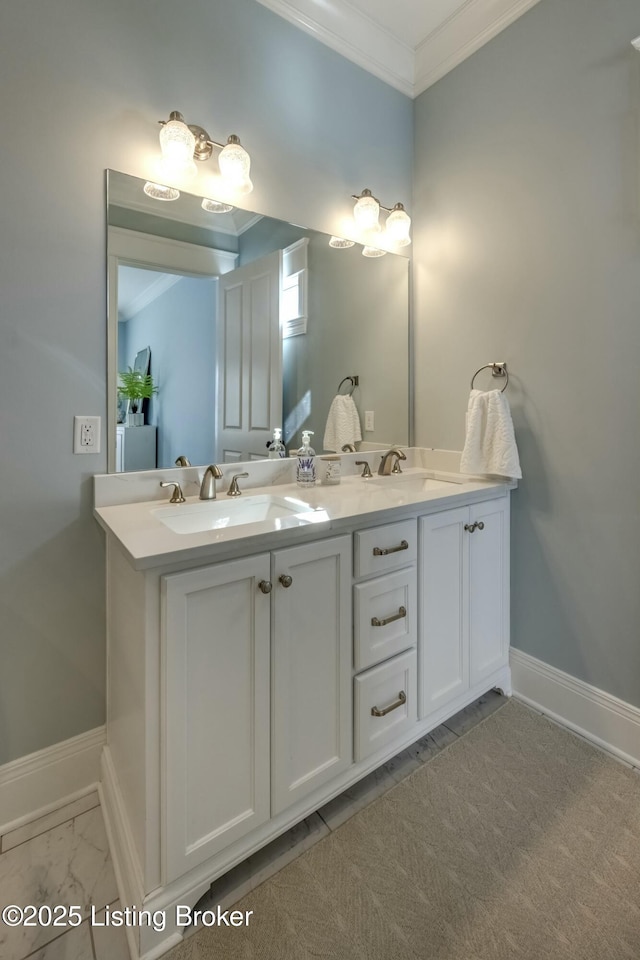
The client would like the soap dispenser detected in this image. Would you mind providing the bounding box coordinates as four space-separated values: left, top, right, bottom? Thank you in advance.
296 430 316 487
268 427 286 459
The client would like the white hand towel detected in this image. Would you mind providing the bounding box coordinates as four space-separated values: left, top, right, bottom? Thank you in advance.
323 395 362 452
460 389 522 479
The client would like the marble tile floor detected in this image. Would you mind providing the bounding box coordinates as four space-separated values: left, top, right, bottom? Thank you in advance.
0 690 506 960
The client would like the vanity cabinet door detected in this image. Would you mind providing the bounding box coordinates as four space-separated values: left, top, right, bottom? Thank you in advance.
468 499 509 686
271 536 352 816
419 497 510 719
162 555 271 882
419 507 470 717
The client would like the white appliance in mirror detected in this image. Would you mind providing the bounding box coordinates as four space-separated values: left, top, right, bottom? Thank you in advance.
107 170 410 473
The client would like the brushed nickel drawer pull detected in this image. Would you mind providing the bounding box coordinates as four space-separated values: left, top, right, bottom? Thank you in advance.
258 580 272 594
372 539 409 556
278 574 293 588
371 605 407 628
371 690 407 717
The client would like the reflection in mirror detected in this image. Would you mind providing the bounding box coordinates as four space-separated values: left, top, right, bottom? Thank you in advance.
107 170 410 473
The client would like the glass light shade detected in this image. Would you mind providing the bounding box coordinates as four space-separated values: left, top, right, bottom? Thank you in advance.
143 181 180 201
385 205 412 246
201 198 234 214
159 119 197 179
329 236 355 248
362 245 386 258
218 139 253 194
353 193 380 231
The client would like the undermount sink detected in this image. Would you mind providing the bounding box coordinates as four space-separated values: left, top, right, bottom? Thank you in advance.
368 471 463 490
153 494 317 535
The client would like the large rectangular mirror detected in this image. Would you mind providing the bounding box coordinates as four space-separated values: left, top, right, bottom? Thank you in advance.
107 170 410 472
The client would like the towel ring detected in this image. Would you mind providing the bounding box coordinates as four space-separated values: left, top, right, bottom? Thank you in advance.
470 363 509 393
337 375 359 396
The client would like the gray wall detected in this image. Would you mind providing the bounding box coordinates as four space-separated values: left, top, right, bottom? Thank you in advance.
0 0 412 764
413 0 640 706
120 276 217 469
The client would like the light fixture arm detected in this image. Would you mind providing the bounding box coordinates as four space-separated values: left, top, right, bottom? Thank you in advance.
351 190 406 214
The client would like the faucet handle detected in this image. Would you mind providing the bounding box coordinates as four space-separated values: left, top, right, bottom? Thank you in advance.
160 481 186 503
355 460 373 479
391 456 403 474
227 472 249 497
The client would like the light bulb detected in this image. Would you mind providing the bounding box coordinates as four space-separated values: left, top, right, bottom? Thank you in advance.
159 117 197 180
353 190 380 231
329 236 355 248
143 182 180 201
201 198 234 213
385 203 411 246
219 136 253 194
362 245 386 258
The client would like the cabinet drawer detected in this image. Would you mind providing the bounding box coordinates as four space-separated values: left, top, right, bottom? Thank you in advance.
353 566 417 671
354 649 417 762
354 518 417 579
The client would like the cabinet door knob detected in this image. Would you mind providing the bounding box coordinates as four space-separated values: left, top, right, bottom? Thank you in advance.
258 580 272 594
464 521 485 533
278 574 293 588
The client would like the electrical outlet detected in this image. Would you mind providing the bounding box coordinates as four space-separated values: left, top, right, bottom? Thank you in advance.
74 416 101 454
364 410 375 432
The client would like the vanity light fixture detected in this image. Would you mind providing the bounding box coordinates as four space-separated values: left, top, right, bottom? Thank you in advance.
201 198 234 214
329 236 355 248
353 189 380 232
352 188 412 246
143 182 180 201
384 203 411 246
633 36 640 51
148 111 253 196
362 245 387 258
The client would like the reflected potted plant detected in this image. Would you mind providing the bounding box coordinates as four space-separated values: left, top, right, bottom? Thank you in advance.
118 367 158 426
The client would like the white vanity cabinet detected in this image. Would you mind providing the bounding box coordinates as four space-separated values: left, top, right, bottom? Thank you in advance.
161 535 352 882
419 497 510 717
98 474 512 960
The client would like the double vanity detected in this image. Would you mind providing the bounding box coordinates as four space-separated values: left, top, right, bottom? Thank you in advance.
94 447 513 960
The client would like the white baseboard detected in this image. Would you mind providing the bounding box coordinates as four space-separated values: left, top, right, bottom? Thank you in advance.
0 727 106 834
510 648 640 768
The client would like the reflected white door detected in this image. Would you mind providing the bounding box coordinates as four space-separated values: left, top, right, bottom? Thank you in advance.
216 251 282 462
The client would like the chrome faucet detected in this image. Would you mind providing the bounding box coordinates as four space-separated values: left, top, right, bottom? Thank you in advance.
199 464 223 500
175 455 191 467
341 443 356 453
377 447 407 476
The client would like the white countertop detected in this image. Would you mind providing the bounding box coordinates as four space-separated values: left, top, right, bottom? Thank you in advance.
94 467 510 570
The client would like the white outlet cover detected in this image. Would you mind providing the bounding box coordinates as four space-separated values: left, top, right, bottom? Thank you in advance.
74 416 101 454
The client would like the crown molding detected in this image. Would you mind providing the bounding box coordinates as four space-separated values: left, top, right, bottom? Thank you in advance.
257 0 543 98
255 0 415 97
414 0 541 95
119 272 184 323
